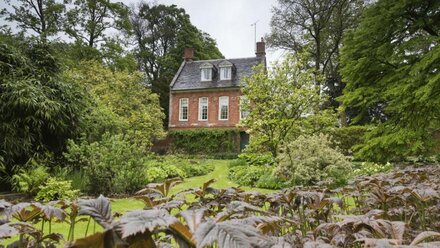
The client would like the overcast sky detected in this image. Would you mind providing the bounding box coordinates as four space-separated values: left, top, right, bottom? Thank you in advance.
1 0 285 64
123 0 284 64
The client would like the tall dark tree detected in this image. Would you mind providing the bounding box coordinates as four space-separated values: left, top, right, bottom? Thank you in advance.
1 0 65 40
129 3 223 126
340 0 440 161
0 34 87 188
65 0 130 47
267 0 364 111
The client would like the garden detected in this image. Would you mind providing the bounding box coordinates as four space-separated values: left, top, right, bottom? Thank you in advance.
1 0 440 247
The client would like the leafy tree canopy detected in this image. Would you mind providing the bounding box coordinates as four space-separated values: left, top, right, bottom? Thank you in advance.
1 0 65 40
267 0 364 110
339 0 440 161
63 61 165 148
241 53 334 156
65 0 130 47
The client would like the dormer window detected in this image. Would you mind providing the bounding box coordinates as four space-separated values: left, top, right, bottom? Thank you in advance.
200 62 213 81
219 60 233 80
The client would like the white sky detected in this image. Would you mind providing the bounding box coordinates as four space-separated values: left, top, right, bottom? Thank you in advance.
123 0 285 64
1 0 285 64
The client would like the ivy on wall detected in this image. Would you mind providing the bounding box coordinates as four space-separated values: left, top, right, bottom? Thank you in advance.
169 128 240 156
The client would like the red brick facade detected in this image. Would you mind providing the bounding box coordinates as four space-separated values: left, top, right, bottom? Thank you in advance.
169 89 242 130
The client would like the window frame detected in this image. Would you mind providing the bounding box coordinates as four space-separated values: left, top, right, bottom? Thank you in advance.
220 66 231 80
198 97 209 121
179 98 189 121
218 96 229 120
201 68 212 81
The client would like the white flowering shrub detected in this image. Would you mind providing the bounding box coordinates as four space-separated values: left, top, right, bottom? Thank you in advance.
276 133 352 186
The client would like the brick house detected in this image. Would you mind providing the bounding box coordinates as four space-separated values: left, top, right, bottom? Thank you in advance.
168 40 266 151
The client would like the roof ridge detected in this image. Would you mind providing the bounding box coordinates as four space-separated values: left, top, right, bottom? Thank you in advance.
187 56 260 63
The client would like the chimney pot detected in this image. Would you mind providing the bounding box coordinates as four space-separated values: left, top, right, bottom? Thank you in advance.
255 37 266 58
183 48 194 61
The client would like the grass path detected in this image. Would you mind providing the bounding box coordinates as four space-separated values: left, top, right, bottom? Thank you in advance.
172 159 275 194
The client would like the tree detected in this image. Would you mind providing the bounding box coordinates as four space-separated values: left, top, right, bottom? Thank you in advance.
1 0 65 40
0 35 87 187
241 53 323 157
129 3 223 126
100 37 137 72
65 0 129 47
267 0 364 110
339 0 440 161
63 61 165 148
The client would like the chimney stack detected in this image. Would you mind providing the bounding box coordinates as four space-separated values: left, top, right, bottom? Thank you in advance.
183 48 194 61
255 37 266 58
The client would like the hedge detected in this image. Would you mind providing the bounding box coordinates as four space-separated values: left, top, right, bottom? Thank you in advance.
169 128 240 157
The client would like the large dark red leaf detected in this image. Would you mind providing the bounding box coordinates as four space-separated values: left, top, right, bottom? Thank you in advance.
195 219 270 248
78 195 113 229
118 209 178 239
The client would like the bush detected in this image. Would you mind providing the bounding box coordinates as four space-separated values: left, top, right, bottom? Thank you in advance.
352 162 393 176
35 177 79 202
276 133 352 187
228 154 279 189
144 156 215 183
255 174 286 190
169 129 239 156
238 152 275 167
11 163 50 196
180 162 214 177
404 155 440 165
228 165 269 187
145 167 169 182
64 133 149 195
228 158 247 168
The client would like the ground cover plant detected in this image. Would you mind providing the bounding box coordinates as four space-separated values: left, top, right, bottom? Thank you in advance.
1 165 440 247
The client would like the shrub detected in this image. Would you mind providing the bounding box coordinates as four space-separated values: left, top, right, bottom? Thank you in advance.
148 155 214 179
11 163 50 196
255 174 286 190
35 177 79 202
145 156 215 182
405 155 439 165
228 153 278 189
180 162 214 177
352 162 393 176
145 167 169 182
169 129 239 156
275 133 352 186
228 165 269 187
228 158 247 168
64 133 149 195
238 152 275 167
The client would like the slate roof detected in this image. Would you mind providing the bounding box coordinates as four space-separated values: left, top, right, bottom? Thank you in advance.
170 57 264 91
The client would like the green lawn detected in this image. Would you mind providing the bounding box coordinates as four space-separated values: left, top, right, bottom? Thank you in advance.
172 159 275 194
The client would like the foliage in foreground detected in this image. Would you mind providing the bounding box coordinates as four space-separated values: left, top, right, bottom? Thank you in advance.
2 166 440 247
